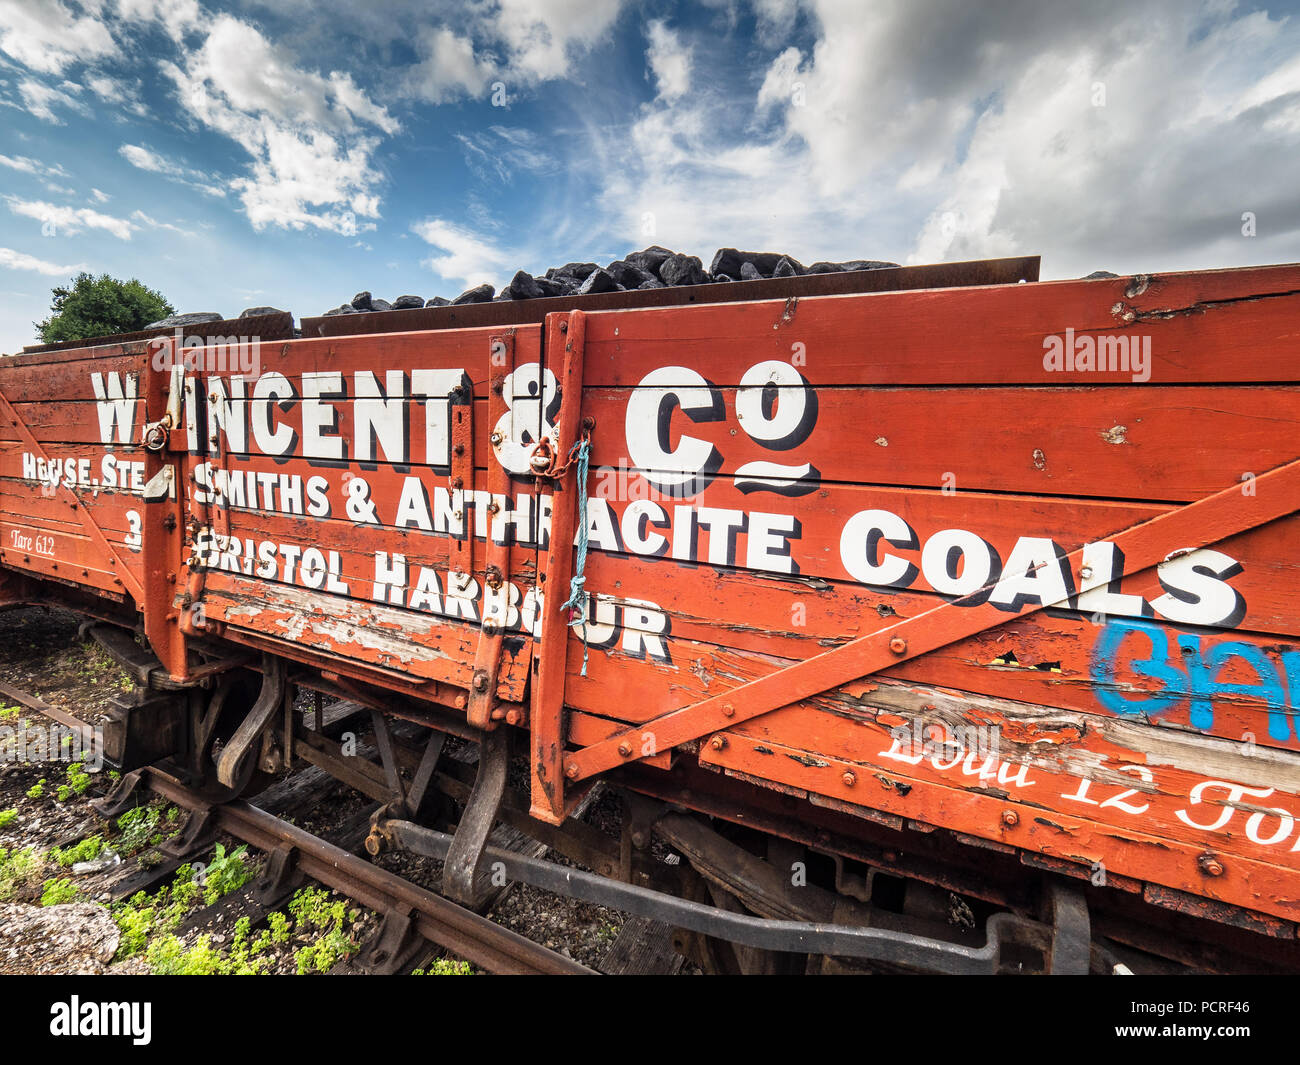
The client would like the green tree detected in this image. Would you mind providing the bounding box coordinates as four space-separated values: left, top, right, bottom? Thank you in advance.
36 272 173 344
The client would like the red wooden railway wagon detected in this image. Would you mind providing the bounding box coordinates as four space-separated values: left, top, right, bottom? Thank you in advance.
3 256 1299 973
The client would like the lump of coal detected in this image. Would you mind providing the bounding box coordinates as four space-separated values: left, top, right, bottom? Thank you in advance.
606 260 656 288
637 277 666 289
451 283 495 305
710 249 786 279
578 267 619 295
773 255 803 277
532 276 567 298
501 270 545 300
659 253 707 286
839 259 898 271
350 292 373 311
425 296 450 307
370 298 393 312
392 295 424 309
146 312 224 328
547 262 598 282
1083 270 1119 279
625 245 674 274
739 262 763 281
239 306 287 318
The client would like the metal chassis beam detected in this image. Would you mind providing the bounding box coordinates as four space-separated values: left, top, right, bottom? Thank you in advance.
375 815 1058 974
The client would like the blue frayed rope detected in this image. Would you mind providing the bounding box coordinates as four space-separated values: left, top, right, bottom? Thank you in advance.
559 437 593 675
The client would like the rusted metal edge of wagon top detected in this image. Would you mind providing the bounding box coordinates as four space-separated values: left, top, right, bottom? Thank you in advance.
298 255 1041 339
8 255 1036 358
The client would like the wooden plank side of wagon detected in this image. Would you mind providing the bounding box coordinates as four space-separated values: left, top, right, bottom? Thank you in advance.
182 324 547 708
0 344 154 602
546 263 1300 921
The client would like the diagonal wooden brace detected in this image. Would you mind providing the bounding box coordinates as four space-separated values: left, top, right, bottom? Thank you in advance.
563 457 1300 784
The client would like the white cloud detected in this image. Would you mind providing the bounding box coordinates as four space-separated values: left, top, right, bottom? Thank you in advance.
0 154 68 179
591 0 1300 279
157 12 397 234
131 209 194 236
491 0 625 82
455 126 557 183
404 26 496 104
90 187 110 203
646 20 690 102
5 196 136 240
118 143 226 197
412 217 519 288
0 245 86 275
0 0 119 75
17 78 90 123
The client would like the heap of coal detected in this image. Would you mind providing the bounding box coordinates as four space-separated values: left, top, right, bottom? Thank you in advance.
320 247 900 316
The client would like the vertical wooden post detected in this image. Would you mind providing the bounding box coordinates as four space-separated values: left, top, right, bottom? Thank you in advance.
530 310 586 824
140 338 189 680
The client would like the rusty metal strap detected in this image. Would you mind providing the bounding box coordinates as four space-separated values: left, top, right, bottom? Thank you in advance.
0 383 145 604
565 457 1300 783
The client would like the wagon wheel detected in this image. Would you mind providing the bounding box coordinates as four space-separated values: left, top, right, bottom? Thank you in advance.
189 670 275 801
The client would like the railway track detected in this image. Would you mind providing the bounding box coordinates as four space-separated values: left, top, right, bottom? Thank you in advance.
94 765 594 975
0 677 597 975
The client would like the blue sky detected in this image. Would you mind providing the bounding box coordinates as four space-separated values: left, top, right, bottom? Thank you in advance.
1 0 1298 352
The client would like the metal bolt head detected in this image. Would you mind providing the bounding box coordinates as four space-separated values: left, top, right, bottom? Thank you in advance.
889 636 907 655
842 771 856 787
721 703 735 717
472 669 490 692
1198 854 1225 877
490 431 504 446
617 742 633 758
505 709 522 726
1002 810 1019 827
565 761 580 779
710 735 727 751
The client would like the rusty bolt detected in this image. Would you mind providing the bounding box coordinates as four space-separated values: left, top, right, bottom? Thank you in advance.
505 709 522 726
490 431 504 446
889 636 907 655
452 476 463 489
710 735 727 751
1198 854 1225 877
486 501 500 515
617 742 633 757
565 761 580 779
582 416 596 432
721 703 735 717
1002 810 1019 827
492 378 504 395
454 694 467 709
559 320 568 333
472 669 490 692
842 771 856 787
453 443 465 457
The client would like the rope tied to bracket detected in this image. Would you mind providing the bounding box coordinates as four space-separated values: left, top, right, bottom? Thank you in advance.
558 433 594 676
